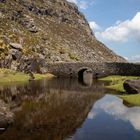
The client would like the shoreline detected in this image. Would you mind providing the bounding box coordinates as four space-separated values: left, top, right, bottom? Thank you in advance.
0 68 54 85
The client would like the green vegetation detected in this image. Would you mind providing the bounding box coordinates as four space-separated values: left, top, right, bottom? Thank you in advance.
120 94 140 106
0 39 9 60
69 53 79 61
0 68 54 84
100 75 140 106
108 81 125 92
99 75 140 92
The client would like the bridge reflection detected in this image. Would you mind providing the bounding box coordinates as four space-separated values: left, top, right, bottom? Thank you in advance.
0 78 107 140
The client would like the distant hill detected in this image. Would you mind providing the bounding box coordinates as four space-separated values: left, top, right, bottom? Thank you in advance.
0 0 126 73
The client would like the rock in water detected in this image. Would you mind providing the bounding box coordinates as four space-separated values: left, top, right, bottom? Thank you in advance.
123 79 140 94
0 0 126 72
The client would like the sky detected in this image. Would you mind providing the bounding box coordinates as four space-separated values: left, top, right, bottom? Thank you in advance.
67 0 140 62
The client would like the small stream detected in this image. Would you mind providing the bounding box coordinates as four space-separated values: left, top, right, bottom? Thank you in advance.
0 78 140 140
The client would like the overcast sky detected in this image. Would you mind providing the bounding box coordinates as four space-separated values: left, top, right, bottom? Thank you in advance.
67 0 140 62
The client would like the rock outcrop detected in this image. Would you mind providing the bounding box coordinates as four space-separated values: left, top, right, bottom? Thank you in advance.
0 0 126 72
123 79 140 94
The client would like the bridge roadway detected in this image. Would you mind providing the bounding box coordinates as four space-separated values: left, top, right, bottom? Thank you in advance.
46 62 140 78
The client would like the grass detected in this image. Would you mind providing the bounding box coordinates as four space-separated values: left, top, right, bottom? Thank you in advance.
0 68 54 84
99 75 140 93
108 81 125 92
69 53 79 61
100 75 140 106
120 94 140 106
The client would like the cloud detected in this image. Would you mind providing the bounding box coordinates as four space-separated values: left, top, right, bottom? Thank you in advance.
79 0 94 9
95 12 140 42
94 95 140 131
79 1 89 9
67 0 94 9
67 0 77 4
129 55 140 62
123 56 129 60
87 111 97 119
89 21 101 31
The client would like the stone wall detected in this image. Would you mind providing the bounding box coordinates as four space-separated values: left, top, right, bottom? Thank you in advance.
46 62 140 77
105 62 140 76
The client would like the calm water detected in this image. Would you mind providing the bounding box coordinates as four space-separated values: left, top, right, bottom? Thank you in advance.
0 78 140 140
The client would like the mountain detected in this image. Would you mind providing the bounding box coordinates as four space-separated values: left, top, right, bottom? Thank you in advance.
0 0 126 73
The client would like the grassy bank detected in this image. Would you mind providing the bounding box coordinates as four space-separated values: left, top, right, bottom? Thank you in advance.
120 94 140 106
0 68 54 84
99 75 140 93
99 75 140 106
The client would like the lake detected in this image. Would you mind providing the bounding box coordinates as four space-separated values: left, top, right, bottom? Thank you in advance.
0 78 140 140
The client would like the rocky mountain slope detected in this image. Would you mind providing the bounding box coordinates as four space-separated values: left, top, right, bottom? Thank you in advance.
0 0 126 73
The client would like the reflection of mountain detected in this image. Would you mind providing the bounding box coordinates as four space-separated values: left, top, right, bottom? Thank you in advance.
0 78 105 140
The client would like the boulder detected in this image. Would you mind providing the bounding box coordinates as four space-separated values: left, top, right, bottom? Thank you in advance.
28 26 38 33
9 49 22 60
123 79 140 94
9 43 23 51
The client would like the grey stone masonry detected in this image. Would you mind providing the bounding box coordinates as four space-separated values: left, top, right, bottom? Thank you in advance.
46 62 140 77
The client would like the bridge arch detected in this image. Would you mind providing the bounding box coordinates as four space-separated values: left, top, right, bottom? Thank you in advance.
78 67 93 82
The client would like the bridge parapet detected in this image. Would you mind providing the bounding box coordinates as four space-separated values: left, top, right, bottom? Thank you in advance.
46 62 140 77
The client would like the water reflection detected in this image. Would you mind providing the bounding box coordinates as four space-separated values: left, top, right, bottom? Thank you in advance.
69 95 140 140
0 78 105 140
0 79 140 140
94 95 140 131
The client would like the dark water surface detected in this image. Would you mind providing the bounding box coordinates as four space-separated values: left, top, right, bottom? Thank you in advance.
0 78 140 140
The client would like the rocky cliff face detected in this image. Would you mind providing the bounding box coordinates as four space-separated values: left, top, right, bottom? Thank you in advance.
0 0 126 73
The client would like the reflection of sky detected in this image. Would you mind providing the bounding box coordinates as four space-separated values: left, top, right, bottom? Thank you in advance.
67 95 140 140
92 95 140 131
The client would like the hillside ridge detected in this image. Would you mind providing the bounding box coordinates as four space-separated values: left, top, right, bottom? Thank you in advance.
0 0 126 73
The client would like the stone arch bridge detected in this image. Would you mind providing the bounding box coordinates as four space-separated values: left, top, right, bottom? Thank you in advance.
46 62 140 78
